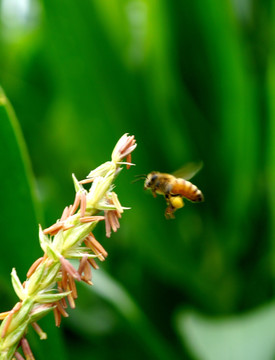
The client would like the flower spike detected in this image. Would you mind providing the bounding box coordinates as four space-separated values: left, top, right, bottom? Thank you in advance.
0 134 137 359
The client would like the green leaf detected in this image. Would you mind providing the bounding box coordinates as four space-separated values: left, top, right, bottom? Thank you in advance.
83 269 182 360
175 302 275 360
0 87 41 278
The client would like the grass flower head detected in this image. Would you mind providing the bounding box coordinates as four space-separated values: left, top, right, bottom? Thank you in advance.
0 134 137 360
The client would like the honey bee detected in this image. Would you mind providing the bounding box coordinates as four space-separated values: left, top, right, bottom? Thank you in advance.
143 162 204 219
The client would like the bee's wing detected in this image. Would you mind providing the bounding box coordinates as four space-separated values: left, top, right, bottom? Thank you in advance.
172 161 203 180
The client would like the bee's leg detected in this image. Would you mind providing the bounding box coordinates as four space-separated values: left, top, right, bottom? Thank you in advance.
164 194 175 219
165 194 171 207
165 206 175 219
151 190 157 198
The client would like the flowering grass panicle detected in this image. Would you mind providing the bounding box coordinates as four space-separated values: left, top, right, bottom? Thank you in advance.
0 134 137 360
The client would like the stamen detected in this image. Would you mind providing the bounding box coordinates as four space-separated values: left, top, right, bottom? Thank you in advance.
61 267 68 293
70 192 81 215
78 255 89 276
81 276 93 286
80 216 105 223
62 223 75 231
83 261 92 283
59 256 81 281
104 211 111 238
68 205 73 215
31 322 47 340
14 352 25 360
56 301 69 318
87 257 99 270
84 239 105 261
66 290 76 309
68 274 78 299
108 211 120 232
84 234 107 261
84 241 103 261
21 337 35 360
57 282 68 308
88 234 108 258
53 307 61 327
27 257 44 278
61 297 67 309
79 178 94 184
126 154 132 169
80 192 87 217
43 222 64 235
1 302 22 338
60 206 70 222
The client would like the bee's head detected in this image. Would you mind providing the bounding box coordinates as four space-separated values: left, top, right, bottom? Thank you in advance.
144 172 158 189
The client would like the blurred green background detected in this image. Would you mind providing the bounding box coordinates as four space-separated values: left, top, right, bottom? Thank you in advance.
1 0 275 359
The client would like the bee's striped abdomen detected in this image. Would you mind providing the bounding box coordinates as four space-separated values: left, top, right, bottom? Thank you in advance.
171 179 204 202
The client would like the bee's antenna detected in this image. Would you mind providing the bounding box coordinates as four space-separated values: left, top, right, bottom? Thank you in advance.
134 174 147 178
132 174 147 184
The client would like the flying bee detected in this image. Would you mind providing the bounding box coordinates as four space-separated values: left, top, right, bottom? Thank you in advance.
143 162 204 219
